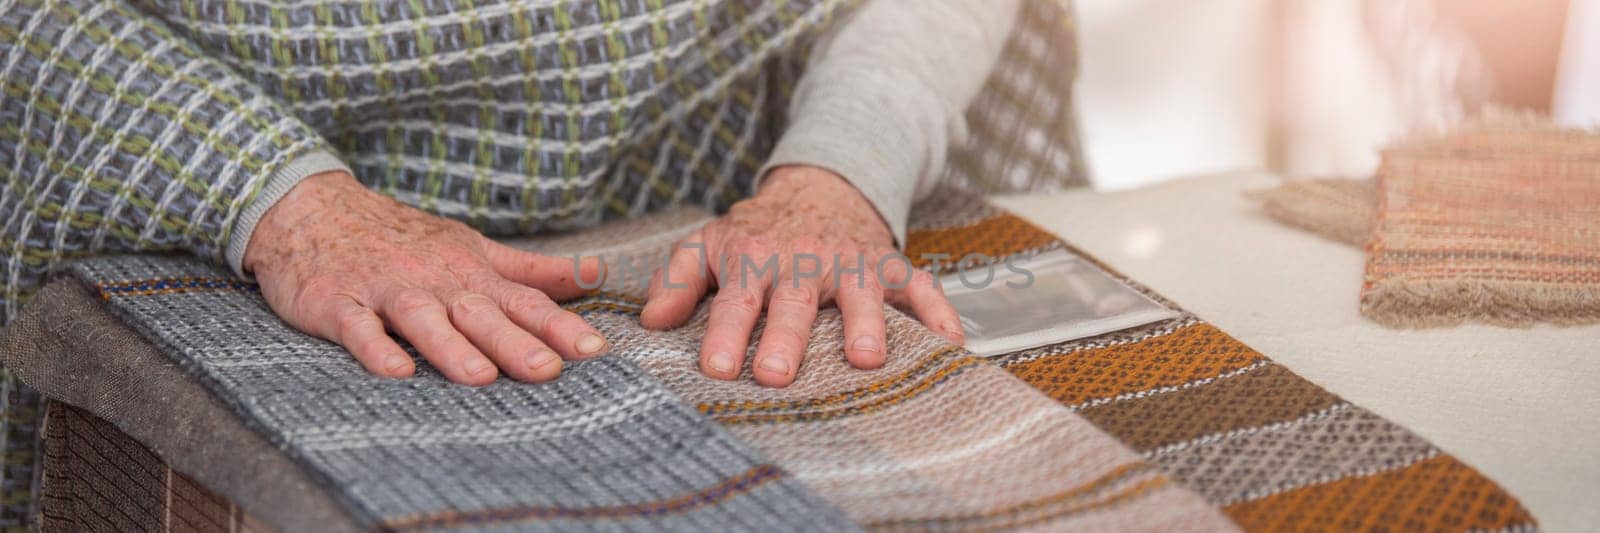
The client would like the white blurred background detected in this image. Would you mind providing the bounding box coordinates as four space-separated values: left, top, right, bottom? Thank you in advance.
1074 0 1596 189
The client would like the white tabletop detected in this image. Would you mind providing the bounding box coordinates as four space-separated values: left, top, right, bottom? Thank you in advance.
994 173 1600 533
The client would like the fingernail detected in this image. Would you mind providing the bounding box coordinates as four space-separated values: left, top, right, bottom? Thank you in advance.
576 333 609 356
758 356 792 377
852 336 881 354
526 349 559 371
384 353 411 374
941 321 965 344
706 351 737 375
465 358 494 377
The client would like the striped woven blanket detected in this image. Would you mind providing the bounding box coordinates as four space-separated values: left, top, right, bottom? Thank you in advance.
33 192 1533 531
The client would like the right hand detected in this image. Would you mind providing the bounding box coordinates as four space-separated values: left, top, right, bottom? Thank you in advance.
242 171 609 386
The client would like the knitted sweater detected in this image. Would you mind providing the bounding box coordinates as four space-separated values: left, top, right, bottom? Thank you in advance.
0 0 1015 322
0 0 1091 525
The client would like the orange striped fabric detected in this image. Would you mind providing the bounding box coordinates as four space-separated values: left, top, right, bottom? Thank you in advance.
906 202 1538 532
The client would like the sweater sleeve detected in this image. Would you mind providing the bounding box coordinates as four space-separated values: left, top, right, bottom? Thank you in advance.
0 0 339 313
761 0 1021 245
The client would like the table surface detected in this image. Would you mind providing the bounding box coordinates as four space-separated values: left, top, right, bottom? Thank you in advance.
994 173 1600 533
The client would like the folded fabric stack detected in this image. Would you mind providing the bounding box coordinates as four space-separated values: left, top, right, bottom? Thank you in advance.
1251 116 1600 328
4 191 1534 531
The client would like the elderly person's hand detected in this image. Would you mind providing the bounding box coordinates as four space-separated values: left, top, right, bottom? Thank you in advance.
243 171 609 386
640 165 965 387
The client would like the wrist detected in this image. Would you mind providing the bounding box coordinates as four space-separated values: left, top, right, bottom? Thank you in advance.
226 150 352 277
760 165 867 205
759 165 894 243
241 170 363 273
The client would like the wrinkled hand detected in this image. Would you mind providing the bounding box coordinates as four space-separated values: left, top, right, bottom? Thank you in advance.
640 165 964 387
243 171 608 386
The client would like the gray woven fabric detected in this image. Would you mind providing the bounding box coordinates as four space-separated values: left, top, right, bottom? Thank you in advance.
2 279 359 532
0 2 1085 517
69 256 854 531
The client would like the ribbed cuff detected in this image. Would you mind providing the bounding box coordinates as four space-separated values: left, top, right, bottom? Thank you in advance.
225 149 350 277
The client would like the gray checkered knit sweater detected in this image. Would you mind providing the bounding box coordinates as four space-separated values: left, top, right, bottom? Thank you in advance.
0 0 1026 320
1 0 1085 526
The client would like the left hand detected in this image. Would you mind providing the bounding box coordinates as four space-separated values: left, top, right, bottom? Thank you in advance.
639 165 964 387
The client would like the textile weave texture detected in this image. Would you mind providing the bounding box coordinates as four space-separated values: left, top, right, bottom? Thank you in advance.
25 192 1536 531
0 0 1085 319
1364 118 1600 327
1246 178 1377 247
0 0 1087 521
39 403 269 532
905 197 1537 532
73 258 858 531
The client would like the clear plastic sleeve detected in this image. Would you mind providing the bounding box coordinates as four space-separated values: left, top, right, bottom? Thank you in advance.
939 249 1180 357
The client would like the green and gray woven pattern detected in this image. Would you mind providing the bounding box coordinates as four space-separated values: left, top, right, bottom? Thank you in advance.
0 0 1087 525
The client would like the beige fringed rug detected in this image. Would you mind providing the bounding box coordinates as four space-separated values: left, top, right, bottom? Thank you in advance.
1246 178 1377 247
1251 115 1600 328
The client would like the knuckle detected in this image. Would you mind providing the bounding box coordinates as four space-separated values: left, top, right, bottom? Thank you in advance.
770 287 817 308
334 306 372 332
502 291 553 316
509 296 562 335
843 273 883 294
764 322 811 347
415 329 464 352
844 292 886 316
527 308 560 336
352 338 391 359
298 274 343 296
291 275 345 309
390 290 440 315
489 329 530 358
447 293 498 319
715 288 762 315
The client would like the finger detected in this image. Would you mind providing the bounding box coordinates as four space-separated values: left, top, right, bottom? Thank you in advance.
323 296 415 378
484 241 602 301
752 276 821 387
487 280 610 360
641 230 710 330
442 291 563 383
835 275 888 370
380 288 499 386
698 272 769 381
884 263 965 344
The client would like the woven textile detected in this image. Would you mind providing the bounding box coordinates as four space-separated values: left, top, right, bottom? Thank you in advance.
923 207 1539 532
16 190 1535 531
68 228 1233 530
1245 178 1377 247
0 2 1086 518
39 403 270 532
3 277 361 532
509 215 1229 531
75 258 855 531
0 0 1085 320
1365 118 1600 327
